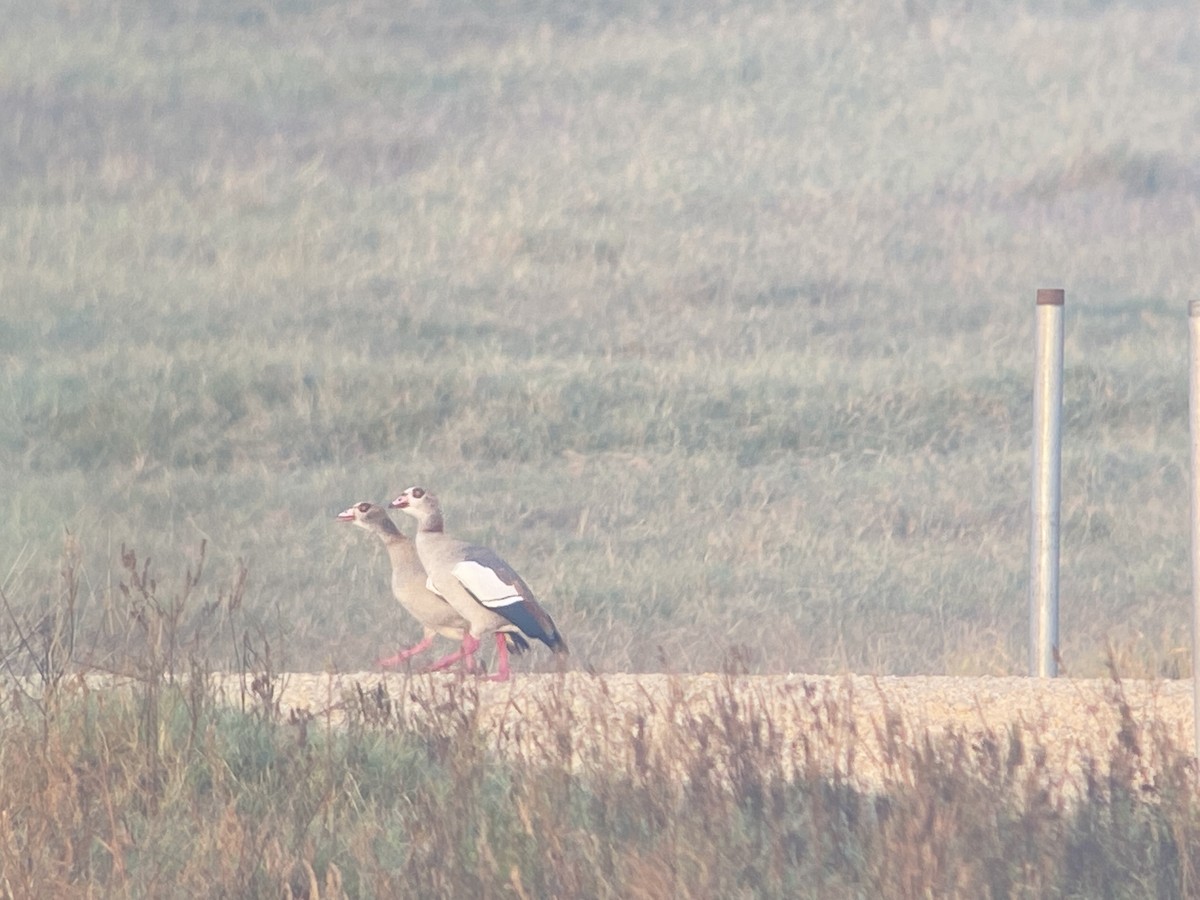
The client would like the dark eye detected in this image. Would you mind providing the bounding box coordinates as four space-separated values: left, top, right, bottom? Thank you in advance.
357 502 371 512
412 487 425 499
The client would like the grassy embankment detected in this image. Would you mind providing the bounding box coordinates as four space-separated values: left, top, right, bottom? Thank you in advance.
4 0 1200 675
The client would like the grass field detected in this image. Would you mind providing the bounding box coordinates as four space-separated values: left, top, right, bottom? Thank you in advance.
5 2 1200 895
3 0 1200 677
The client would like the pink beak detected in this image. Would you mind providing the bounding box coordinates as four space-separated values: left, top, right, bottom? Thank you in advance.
336 508 356 521
389 496 408 509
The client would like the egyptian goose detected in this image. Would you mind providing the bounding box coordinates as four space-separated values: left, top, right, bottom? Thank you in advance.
337 501 477 670
388 487 567 681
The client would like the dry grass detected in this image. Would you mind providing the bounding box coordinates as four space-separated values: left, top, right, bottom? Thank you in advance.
2 665 1198 898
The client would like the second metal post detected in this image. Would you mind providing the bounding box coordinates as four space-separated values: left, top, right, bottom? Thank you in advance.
1187 301 1200 757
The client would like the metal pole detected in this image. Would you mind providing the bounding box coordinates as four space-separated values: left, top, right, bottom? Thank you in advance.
1188 300 1200 757
1030 288 1064 677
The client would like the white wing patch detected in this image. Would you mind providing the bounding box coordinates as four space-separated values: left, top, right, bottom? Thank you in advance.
426 576 444 597
452 560 523 609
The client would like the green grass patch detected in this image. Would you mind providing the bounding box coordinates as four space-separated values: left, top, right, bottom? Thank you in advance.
2 0 1199 674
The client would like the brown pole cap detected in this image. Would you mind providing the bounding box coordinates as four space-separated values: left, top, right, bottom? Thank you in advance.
1036 288 1065 306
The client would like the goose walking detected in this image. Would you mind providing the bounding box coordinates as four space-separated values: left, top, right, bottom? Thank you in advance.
337 501 479 670
388 487 567 681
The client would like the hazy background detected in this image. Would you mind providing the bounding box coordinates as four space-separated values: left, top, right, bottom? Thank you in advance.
3 0 1199 676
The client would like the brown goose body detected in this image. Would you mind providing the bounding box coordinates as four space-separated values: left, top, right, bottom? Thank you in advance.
389 487 566 681
337 501 470 667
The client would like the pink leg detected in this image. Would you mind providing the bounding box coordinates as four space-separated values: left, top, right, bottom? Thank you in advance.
376 634 435 669
427 634 481 673
483 633 512 682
